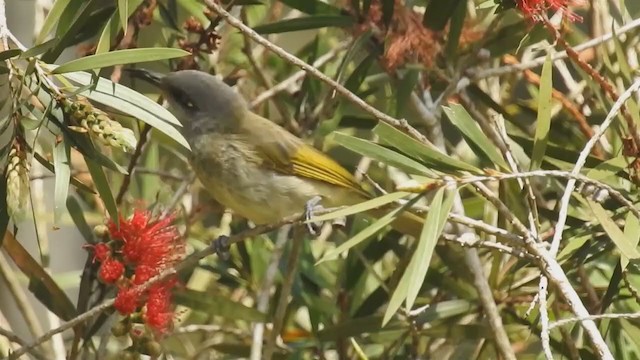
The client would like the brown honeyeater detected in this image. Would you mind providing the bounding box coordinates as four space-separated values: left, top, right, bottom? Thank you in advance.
135 69 423 236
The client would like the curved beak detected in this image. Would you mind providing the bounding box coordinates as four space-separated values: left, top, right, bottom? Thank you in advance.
123 68 165 87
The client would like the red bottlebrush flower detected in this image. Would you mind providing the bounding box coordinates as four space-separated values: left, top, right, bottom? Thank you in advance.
99 258 124 284
108 210 184 268
133 264 156 285
515 0 582 22
86 242 111 263
114 287 141 315
144 280 177 333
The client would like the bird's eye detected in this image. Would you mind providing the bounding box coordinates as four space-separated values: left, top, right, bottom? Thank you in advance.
170 87 198 111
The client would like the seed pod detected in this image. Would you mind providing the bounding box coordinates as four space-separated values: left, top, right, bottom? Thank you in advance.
5 144 30 220
64 98 137 152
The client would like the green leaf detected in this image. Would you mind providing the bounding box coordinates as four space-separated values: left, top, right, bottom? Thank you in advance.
396 69 420 118
174 289 266 322
57 70 190 150
413 299 474 325
331 132 434 176
0 174 8 247
530 55 553 171
95 14 118 56
587 198 640 259
86 160 119 222
52 48 189 74
318 196 422 264
66 195 94 244
335 31 373 86
277 0 342 15
118 0 129 34
383 186 455 325
423 0 463 31
0 49 22 61
253 16 354 34
41 0 103 63
444 0 466 59
443 104 508 169
622 212 640 270
2 231 77 322
20 38 58 59
35 0 72 44
311 192 410 222
32 152 95 194
53 140 71 225
318 208 403 264
373 122 481 173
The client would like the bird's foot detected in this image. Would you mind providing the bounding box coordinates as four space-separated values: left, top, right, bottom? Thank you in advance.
211 235 231 260
305 196 323 235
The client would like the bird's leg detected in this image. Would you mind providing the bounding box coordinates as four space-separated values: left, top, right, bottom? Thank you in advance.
211 235 231 260
305 196 324 235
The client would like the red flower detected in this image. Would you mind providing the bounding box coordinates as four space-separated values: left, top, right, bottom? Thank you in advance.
108 211 184 268
114 287 141 315
86 242 111 263
88 209 186 337
99 258 124 284
144 280 177 333
516 0 582 22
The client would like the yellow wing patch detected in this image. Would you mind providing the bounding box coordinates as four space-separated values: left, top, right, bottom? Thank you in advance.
240 112 370 198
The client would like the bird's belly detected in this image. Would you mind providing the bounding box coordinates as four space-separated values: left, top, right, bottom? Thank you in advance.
190 139 355 224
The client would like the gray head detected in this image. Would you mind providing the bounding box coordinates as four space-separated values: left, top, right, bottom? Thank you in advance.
160 70 248 136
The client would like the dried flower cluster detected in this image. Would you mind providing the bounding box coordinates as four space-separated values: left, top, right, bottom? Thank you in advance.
177 15 220 70
88 210 185 335
515 0 582 22
5 142 30 220
63 98 137 152
352 0 441 70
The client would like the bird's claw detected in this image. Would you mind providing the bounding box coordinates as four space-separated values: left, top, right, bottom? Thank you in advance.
211 235 231 260
305 196 323 235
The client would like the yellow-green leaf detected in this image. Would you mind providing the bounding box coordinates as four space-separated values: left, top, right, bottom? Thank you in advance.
52 48 189 74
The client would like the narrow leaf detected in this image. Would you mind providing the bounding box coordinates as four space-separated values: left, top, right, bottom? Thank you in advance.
311 192 409 222
373 122 480 173
443 104 508 169
622 212 640 270
332 132 434 176
253 16 354 34
53 140 71 225
36 0 72 44
118 0 129 34
57 70 190 150
52 48 189 74
383 187 454 325
530 54 553 170
588 198 640 259
86 160 119 222
174 289 266 322
2 231 77 322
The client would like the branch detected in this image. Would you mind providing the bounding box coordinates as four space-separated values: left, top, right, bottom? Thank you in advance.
204 0 431 146
470 17 640 80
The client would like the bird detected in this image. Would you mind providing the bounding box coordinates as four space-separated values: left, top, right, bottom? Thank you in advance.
129 69 423 236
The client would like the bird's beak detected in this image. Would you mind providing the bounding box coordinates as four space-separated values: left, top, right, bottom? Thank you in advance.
123 68 165 87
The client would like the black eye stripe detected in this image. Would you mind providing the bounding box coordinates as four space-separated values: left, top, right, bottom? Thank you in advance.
170 87 197 110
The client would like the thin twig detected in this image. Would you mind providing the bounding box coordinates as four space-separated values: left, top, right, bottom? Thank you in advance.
7 208 332 359
549 79 640 257
264 227 304 360
549 312 640 330
249 41 349 109
204 0 431 146
470 17 640 80
472 182 613 359
250 225 291 360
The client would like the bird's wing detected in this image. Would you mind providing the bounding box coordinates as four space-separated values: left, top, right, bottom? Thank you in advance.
242 113 370 197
